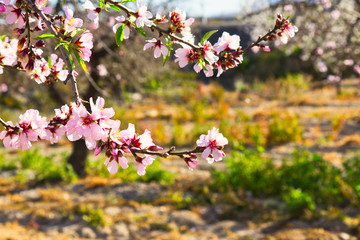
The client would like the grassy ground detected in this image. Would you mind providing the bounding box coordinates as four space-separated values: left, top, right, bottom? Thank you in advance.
1 76 360 239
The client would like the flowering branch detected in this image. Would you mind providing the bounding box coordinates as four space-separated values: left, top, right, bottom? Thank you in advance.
24 0 82 105
106 0 200 50
131 146 204 158
242 14 298 54
0 97 228 175
0 117 13 129
0 0 298 177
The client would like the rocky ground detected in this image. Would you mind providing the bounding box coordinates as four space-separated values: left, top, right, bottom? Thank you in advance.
1 81 360 239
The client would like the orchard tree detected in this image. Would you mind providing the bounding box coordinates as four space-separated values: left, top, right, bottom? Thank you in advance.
239 0 360 93
0 0 297 177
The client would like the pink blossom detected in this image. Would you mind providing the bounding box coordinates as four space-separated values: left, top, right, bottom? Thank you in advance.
354 65 360 74
344 59 354 66
317 61 328 73
17 109 48 150
44 125 65 144
104 157 118 174
0 37 18 66
321 0 332 9
104 155 129 174
35 0 52 14
82 0 100 29
135 2 153 28
331 10 340 20
315 47 323 55
326 41 336 49
214 32 240 53
279 24 298 44
184 154 198 170
112 16 131 39
174 47 196 68
97 64 108 76
137 163 146 175
202 41 218 65
284 5 293 12
327 75 341 83
0 83 8 93
0 121 20 149
169 8 194 37
50 54 68 81
31 58 51 84
5 6 25 28
196 127 228 163
66 97 115 150
193 63 214 77
137 155 157 176
74 31 93 62
64 7 83 33
143 38 168 58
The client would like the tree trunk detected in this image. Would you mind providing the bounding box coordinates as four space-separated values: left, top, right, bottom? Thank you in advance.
67 139 89 178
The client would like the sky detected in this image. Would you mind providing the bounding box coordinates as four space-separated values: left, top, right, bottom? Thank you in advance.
147 0 278 18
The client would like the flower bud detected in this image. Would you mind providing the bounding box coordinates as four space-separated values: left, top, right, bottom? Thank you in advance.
94 145 102 156
35 40 46 48
13 28 25 38
148 145 163 151
18 37 27 50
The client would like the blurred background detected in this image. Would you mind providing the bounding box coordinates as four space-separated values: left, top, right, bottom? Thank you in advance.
1 0 360 239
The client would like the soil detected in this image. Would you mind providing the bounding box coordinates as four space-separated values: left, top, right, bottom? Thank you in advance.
1 81 360 239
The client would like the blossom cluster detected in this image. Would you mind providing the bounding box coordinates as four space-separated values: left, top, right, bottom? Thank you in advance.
105 2 298 77
0 0 297 84
0 97 228 176
0 1 93 84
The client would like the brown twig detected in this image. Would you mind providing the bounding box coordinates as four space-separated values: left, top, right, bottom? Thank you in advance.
241 26 278 54
106 0 201 50
24 0 82 105
131 147 203 158
0 117 13 129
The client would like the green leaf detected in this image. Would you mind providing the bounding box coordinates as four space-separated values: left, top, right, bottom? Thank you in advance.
120 0 136 3
0 35 6 41
70 29 85 38
200 30 218 45
48 56 52 69
108 4 122 12
72 48 88 74
136 27 146 37
63 44 73 64
99 0 105 9
198 59 208 71
35 33 55 40
55 40 69 50
162 38 173 66
115 24 125 47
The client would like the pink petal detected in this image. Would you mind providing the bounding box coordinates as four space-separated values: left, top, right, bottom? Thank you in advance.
201 147 211 159
6 12 17 24
107 160 118 174
137 163 146 176
154 47 161 58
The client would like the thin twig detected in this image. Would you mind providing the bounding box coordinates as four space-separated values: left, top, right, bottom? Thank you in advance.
106 0 201 50
0 117 12 129
24 0 82 105
241 27 278 54
131 147 203 158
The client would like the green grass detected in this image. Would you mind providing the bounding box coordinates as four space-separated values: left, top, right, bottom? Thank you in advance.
0 148 77 184
87 157 175 185
212 145 355 216
76 205 108 227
